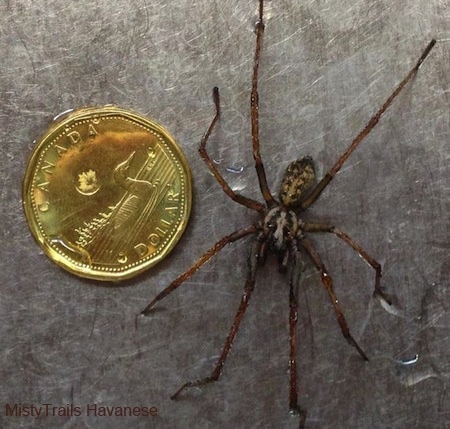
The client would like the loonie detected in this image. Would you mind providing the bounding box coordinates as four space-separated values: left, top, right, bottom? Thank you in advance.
23 106 192 281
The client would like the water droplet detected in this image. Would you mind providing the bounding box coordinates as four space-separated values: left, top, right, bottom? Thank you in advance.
226 165 244 174
395 354 419 366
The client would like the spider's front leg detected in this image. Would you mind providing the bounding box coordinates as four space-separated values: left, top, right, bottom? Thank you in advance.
298 235 369 361
303 222 393 305
171 238 263 399
287 244 307 428
141 225 258 315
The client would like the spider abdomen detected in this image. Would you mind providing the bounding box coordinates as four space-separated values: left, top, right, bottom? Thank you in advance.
279 156 316 208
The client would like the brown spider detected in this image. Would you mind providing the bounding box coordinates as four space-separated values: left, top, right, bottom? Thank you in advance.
141 0 435 426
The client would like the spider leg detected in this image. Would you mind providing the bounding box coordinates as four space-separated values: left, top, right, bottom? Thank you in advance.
303 222 392 304
288 245 307 428
300 39 436 210
141 224 259 315
171 238 262 399
298 235 369 361
251 0 277 208
199 87 265 213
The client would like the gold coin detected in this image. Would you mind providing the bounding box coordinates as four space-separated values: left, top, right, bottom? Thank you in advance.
23 106 192 281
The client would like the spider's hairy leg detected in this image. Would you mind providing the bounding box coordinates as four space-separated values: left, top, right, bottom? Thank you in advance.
300 39 437 210
257 240 268 266
141 225 259 315
288 245 307 429
199 87 265 213
299 236 369 361
303 222 392 305
250 0 277 208
171 238 262 399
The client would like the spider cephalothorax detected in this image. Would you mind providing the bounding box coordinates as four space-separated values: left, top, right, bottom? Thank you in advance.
141 0 435 427
263 206 299 253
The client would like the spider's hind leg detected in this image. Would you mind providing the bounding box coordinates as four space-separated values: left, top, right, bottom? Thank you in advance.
250 0 277 208
171 238 262 399
199 87 265 213
300 39 436 210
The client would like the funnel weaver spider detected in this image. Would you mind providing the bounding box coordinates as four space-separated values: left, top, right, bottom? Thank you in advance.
142 0 435 426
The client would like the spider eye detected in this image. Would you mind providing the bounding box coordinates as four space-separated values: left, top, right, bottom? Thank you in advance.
279 157 316 208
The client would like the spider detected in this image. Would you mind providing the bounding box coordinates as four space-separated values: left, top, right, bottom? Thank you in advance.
141 0 436 426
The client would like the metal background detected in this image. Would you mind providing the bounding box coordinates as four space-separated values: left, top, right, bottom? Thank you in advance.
1 0 449 428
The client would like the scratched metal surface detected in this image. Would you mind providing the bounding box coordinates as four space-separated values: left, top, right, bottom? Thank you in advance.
1 0 449 428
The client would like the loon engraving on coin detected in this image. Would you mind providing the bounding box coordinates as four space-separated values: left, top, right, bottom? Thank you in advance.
23 106 192 280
